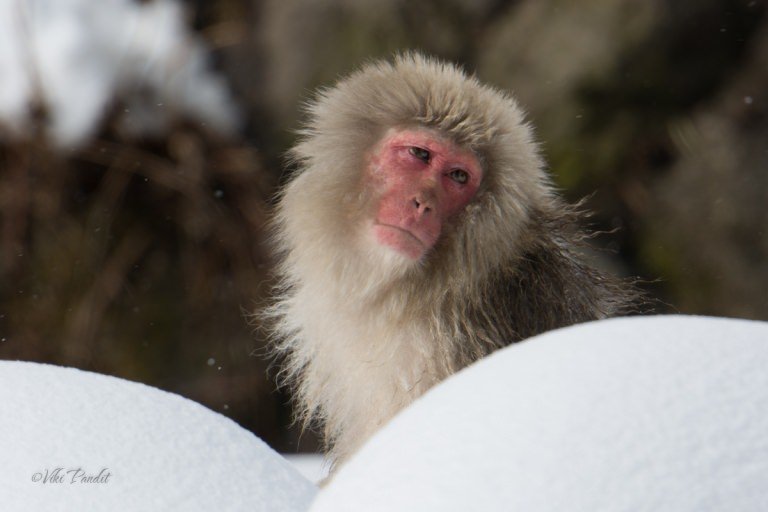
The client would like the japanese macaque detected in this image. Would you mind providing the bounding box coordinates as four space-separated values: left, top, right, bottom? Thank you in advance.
267 54 637 466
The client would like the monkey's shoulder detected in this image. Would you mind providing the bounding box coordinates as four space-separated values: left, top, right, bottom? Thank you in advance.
470 240 637 345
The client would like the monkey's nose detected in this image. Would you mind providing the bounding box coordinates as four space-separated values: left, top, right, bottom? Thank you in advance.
413 198 433 215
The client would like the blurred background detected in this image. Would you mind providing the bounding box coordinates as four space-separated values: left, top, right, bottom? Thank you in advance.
0 0 765 454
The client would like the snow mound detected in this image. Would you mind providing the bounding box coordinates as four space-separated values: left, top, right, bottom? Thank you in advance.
0 0 238 147
283 454 330 485
0 361 316 512
312 315 768 512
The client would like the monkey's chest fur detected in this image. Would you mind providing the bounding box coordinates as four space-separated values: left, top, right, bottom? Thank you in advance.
286 285 451 464
275 237 635 466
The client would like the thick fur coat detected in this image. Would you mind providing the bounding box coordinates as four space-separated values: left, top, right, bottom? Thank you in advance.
266 54 637 464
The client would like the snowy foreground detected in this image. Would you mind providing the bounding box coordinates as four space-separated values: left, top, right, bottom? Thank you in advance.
314 315 768 512
0 315 766 511
0 361 316 512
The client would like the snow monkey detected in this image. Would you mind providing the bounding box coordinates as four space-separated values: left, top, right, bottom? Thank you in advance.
267 53 638 467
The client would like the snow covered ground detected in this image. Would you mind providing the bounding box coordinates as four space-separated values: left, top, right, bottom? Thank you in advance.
0 361 316 512
0 315 765 511
312 315 768 512
283 454 330 485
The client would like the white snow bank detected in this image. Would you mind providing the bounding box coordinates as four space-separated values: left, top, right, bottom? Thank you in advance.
312 315 768 512
4 316 765 511
0 361 316 512
0 0 238 148
283 454 330 484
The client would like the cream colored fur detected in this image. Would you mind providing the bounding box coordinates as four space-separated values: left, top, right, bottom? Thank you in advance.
267 53 557 465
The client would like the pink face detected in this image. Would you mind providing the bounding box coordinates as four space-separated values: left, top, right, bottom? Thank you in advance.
367 128 483 260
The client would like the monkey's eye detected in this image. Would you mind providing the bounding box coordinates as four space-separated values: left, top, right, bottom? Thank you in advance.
408 146 431 163
448 169 469 185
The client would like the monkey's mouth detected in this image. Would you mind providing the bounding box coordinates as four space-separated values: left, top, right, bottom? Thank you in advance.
375 223 426 246
372 223 429 259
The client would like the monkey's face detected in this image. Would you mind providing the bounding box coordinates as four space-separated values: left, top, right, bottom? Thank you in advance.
366 128 483 261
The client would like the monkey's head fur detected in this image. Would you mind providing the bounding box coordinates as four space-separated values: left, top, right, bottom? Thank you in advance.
281 53 552 295
268 53 637 464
